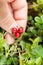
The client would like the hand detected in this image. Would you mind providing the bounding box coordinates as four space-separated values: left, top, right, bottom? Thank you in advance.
0 0 27 45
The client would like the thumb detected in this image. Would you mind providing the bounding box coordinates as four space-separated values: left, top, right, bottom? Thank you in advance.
0 14 19 33
4 33 15 45
0 13 19 33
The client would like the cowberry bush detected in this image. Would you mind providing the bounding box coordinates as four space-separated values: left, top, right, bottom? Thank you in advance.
33 0 43 15
0 0 43 65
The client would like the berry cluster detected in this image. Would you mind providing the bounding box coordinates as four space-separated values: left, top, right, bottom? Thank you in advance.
12 27 24 38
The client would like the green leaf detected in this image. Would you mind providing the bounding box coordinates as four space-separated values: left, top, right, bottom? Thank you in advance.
37 0 43 4
20 41 26 50
32 45 43 58
35 17 42 24
36 57 42 65
6 58 12 65
0 55 7 65
20 41 31 52
26 59 35 65
31 37 40 49
19 53 23 65
7 56 18 65
28 16 33 21
0 33 3 39
13 56 18 65
0 33 6 50
22 53 30 60
0 38 6 49
40 15 43 23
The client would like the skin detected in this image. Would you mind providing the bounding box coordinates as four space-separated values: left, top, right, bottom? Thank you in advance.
0 0 27 45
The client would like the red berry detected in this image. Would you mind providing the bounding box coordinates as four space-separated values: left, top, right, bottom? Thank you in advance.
15 32 20 38
12 27 17 35
18 27 23 34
